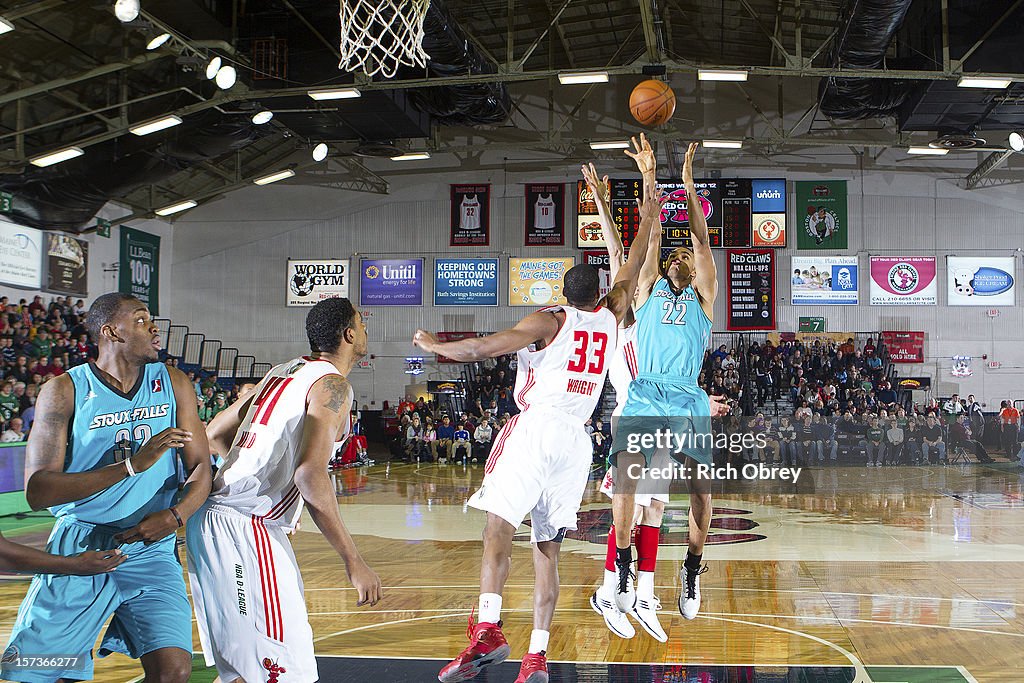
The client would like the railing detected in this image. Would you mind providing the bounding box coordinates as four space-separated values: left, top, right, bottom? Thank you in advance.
154 318 273 389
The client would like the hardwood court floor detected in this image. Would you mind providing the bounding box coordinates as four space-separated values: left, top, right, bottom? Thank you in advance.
1 461 1023 681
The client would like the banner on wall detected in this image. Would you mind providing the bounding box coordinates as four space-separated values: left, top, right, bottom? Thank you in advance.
750 179 787 248
119 227 160 314
509 257 573 306
795 180 848 250
360 258 423 306
882 331 925 363
434 258 498 306
947 256 1015 306
951 355 973 377
576 179 609 248
428 379 466 395
791 255 858 305
583 250 613 298
45 233 88 296
0 218 42 290
726 250 775 331
524 183 565 246
870 256 937 305
450 184 490 246
286 259 349 306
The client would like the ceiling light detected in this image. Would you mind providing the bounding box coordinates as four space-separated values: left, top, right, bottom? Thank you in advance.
907 146 949 155
30 146 84 167
205 56 222 80
1009 132 1024 152
113 0 139 22
698 69 748 82
312 143 329 162
558 71 609 85
155 200 197 216
214 65 237 90
129 115 182 136
146 32 172 50
251 110 274 125
391 152 431 161
308 87 361 101
0 17 14 34
957 76 1012 89
589 141 630 150
253 169 295 185
702 139 743 149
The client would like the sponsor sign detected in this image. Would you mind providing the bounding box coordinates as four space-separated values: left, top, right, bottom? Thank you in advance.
0 218 42 290
434 258 498 306
726 250 775 331
947 256 1015 306
287 259 349 306
508 257 573 306
791 256 858 305
882 331 925 363
360 258 423 306
870 257 937 305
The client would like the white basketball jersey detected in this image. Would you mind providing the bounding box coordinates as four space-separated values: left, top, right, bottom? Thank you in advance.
513 306 618 420
607 323 638 417
534 195 556 229
208 356 351 530
460 195 481 230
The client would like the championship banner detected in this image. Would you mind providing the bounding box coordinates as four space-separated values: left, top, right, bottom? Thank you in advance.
524 183 565 246
434 258 498 306
576 179 608 248
726 250 775 331
947 256 1015 306
870 256 937 305
287 259 349 306
791 256 858 305
0 218 42 290
796 180 848 249
882 331 925 363
119 227 160 314
45 233 88 296
509 257 573 306
583 250 613 299
436 332 486 363
360 258 423 306
450 184 490 246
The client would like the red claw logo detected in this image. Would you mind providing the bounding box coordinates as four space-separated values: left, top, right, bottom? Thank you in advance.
263 658 287 683
660 189 713 225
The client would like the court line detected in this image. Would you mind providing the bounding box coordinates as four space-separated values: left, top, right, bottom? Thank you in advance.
957 665 980 683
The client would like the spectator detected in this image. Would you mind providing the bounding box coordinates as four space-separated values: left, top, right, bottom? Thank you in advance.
943 394 965 422
451 424 472 462
436 416 455 463
0 382 18 426
473 419 493 463
812 412 837 462
0 417 24 442
865 417 885 467
999 400 1021 457
421 417 438 461
950 414 993 463
885 419 904 466
904 419 922 464
966 394 985 441
776 416 797 466
405 415 426 461
921 415 947 464
795 414 817 463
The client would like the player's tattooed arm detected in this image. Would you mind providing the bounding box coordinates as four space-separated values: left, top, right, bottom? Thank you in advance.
320 375 352 414
413 311 560 361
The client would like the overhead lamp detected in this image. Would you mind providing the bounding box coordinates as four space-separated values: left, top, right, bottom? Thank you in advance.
308 87 361 101
146 32 172 50
129 115 182 136
253 169 295 185
907 146 949 155
391 152 431 161
113 0 139 22
214 65 237 90
312 143 329 161
589 141 630 150
558 71 609 85
30 146 84 167
698 69 748 82
957 76 1012 89
702 139 743 149
251 110 274 125
0 17 14 35
155 200 197 216
1009 132 1024 152
205 56 222 80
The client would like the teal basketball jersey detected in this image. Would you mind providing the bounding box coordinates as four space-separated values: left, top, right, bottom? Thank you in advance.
53 362 178 529
633 279 712 384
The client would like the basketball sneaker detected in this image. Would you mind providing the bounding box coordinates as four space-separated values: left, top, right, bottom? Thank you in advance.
679 564 708 620
437 614 511 682
590 585 635 639
629 594 668 642
613 556 636 613
514 651 548 683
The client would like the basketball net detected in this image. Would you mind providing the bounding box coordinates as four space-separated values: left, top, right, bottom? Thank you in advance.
339 0 431 79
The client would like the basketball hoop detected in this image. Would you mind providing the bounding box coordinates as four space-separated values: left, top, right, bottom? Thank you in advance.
339 0 431 79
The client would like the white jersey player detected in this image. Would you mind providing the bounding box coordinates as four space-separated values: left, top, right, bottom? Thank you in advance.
460 194 481 230
187 298 381 683
415 134 662 683
534 194 557 230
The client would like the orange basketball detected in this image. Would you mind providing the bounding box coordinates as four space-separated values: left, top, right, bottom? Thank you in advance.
629 79 676 127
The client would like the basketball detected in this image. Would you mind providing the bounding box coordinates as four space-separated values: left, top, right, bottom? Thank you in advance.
629 79 676 127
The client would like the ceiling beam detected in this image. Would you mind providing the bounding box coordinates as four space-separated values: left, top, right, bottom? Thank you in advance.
636 0 662 63
738 0 793 66
2 0 70 21
0 52 169 108
514 0 574 71
965 150 1015 190
955 0 1024 70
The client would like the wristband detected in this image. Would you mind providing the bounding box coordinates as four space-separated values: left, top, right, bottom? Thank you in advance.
124 458 137 478
169 506 184 528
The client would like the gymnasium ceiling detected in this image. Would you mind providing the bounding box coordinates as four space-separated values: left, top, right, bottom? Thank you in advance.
1 0 1024 229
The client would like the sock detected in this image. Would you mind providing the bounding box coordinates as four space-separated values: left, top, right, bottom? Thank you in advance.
635 524 660 573
478 593 502 624
528 629 549 654
684 551 703 571
604 526 617 572
616 546 632 569
637 570 655 599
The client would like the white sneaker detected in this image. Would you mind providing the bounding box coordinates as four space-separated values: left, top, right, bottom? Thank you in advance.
679 564 708 620
629 595 667 642
613 558 636 613
590 586 635 639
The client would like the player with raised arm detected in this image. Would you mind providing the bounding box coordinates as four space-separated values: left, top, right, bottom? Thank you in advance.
415 135 662 683
187 297 382 683
2 292 212 683
606 142 719 625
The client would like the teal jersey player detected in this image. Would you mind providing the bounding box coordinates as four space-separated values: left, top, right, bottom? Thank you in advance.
633 279 712 384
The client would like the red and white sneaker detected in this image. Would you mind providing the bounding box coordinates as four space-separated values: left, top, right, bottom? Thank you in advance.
437 614 511 682
514 651 548 683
